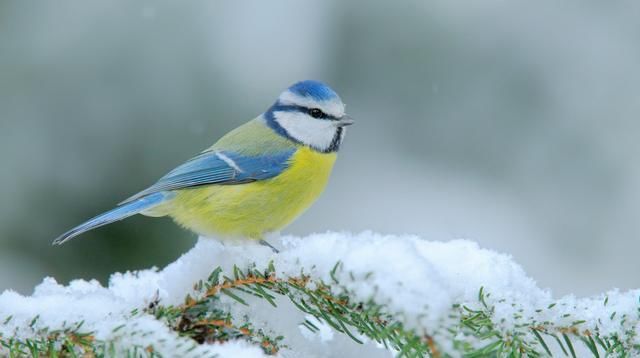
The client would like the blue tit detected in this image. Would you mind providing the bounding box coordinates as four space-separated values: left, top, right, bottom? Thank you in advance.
53 80 353 247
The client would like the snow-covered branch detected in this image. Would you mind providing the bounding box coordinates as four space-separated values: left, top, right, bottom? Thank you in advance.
1 232 638 357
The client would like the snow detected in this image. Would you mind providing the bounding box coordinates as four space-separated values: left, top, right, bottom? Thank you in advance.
1 231 639 357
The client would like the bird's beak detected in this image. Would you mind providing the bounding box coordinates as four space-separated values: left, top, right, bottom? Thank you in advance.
337 115 355 127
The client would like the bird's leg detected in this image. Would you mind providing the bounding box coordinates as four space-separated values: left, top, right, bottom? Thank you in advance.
259 239 279 253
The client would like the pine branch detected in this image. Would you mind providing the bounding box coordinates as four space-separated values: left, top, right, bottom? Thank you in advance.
3 260 640 357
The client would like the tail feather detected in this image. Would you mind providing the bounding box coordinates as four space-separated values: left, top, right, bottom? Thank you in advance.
53 192 170 245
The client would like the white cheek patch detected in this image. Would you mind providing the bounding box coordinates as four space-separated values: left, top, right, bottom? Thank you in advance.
274 111 338 151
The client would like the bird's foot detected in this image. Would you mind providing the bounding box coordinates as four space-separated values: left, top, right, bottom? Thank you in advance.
259 239 279 253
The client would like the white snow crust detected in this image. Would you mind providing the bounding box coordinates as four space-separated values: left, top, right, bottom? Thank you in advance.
1 232 638 357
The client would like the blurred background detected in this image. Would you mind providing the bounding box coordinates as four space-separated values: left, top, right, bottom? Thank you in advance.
2 0 640 296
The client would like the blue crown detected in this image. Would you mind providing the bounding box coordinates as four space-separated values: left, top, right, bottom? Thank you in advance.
288 80 339 102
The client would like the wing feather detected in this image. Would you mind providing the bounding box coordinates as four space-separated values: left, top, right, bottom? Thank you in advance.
120 149 295 204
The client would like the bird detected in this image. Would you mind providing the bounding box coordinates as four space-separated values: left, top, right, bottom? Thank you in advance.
53 80 353 250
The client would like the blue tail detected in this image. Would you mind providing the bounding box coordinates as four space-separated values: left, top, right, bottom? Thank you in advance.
53 192 170 245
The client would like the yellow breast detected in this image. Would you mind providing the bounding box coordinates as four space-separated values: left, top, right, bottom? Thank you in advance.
167 147 337 239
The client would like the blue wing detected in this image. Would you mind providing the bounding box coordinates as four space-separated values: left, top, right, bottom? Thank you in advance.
121 149 296 204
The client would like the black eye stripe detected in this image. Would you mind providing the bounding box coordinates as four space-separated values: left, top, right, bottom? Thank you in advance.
306 107 341 121
271 104 339 120
308 108 325 118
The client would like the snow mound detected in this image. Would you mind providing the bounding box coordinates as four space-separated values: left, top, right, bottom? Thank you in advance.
1 232 638 357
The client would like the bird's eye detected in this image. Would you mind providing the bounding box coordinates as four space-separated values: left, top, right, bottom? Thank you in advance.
308 108 324 118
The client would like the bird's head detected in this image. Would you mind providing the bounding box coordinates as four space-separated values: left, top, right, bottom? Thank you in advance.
264 80 353 153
